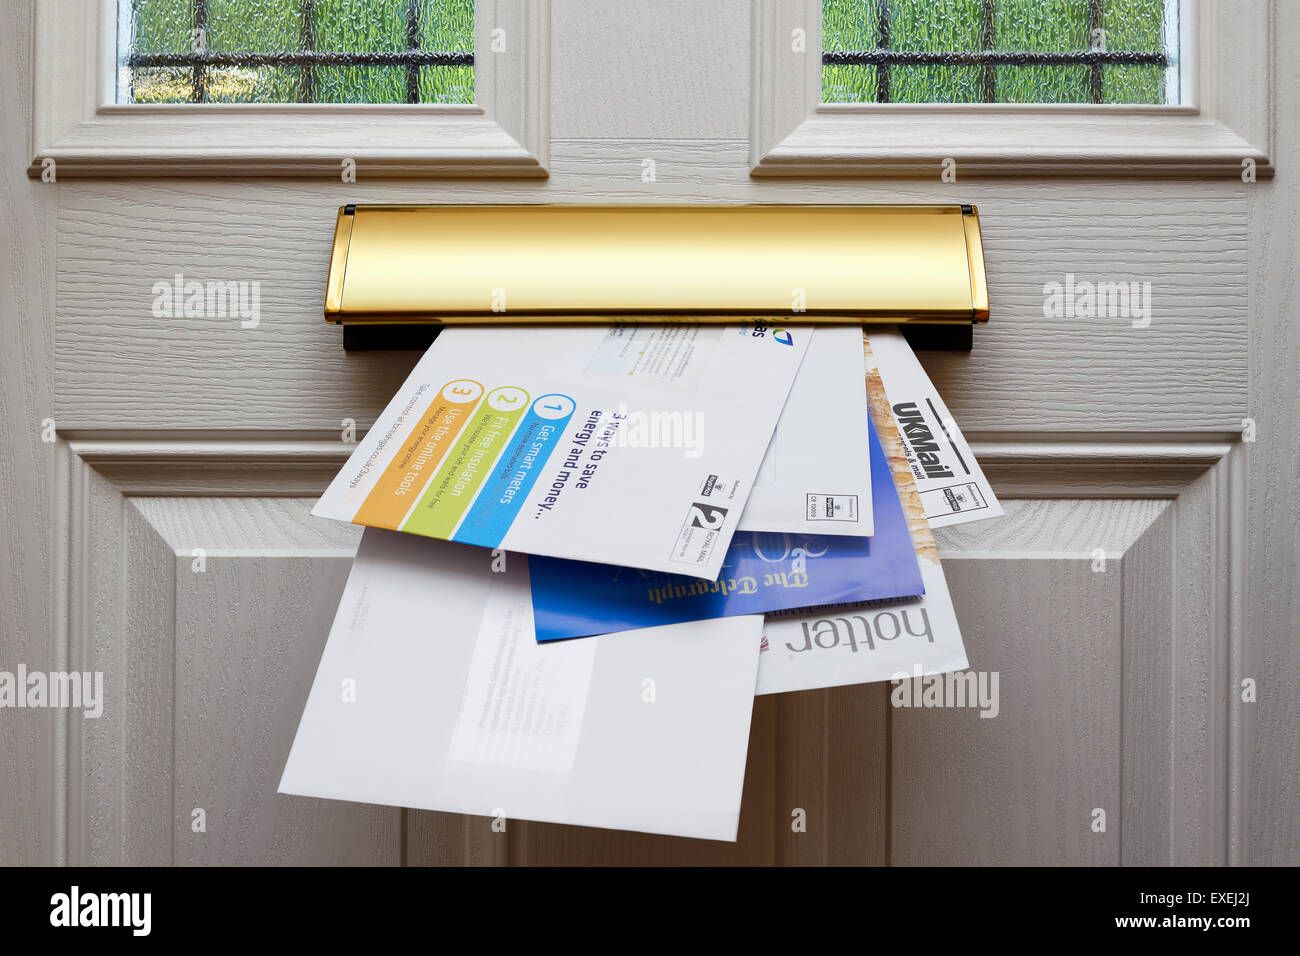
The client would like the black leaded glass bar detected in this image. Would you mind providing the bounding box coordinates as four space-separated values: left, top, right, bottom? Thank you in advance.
823 0 1175 105
120 0 475 105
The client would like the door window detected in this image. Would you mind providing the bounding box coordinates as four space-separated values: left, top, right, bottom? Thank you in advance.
116 0 474 104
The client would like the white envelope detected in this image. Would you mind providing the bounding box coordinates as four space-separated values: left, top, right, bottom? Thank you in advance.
739 325 873 536
280 528 763 842
313 323 810 579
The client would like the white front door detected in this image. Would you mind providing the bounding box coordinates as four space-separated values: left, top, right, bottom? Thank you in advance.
2 0 1295 866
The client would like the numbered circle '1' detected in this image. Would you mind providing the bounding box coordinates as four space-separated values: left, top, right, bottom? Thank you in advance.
532 394 576 419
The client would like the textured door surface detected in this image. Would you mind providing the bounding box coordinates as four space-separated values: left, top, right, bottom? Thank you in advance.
2 0 1296 866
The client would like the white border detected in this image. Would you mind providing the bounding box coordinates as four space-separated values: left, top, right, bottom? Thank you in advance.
752 0 1271 178
31 0 549 178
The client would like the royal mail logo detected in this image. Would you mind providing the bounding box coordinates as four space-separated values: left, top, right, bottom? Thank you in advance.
670 502 729 566
687 502 728 530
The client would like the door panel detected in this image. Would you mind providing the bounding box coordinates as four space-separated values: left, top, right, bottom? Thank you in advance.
58 438 1238 864
53 177 1248 433
5 0 1295 866
68 483 398 865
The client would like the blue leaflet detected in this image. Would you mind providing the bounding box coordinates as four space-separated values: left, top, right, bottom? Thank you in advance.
529 416 924 642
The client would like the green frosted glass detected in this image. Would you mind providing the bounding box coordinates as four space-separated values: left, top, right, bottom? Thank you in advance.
891 65 983 103
118 0 475 104
312 0 408 54
822 0 878 53
1103 0 1166 51
1104 63 1165 103
205 0 298 53
822 63 879 103
127 0 192 54
420 0 474 54
822 0 1175 105
997 64 1090 103
204 65 301 102
314 65 406 103
127 66 196 103
881 0 984 103
419 0 474 103
996 0 1090 52
888 0 985 52
419 64 475 104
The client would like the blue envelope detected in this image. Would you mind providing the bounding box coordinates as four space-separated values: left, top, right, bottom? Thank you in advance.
528 417 924 641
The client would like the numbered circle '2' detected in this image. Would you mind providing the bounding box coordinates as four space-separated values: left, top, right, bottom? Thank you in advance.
486 386 529 412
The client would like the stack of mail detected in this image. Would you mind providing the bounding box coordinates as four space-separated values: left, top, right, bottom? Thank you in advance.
280 323 1003 842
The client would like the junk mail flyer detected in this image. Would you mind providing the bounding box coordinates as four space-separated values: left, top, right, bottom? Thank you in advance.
313 323 812 579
